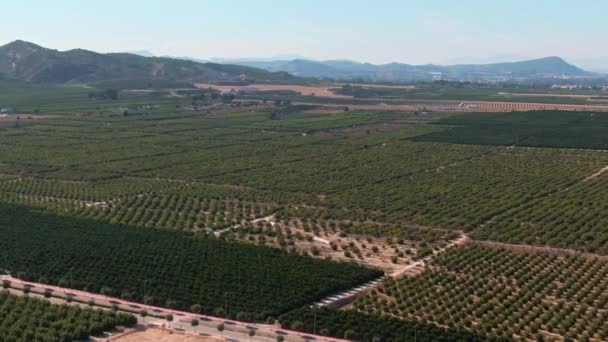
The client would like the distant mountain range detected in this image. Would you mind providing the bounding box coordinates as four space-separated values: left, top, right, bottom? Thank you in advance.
0 40 297 84
219 57 592 82
135 50 597 82
0 40 601 84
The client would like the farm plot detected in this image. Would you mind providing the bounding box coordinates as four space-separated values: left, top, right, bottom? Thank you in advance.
0 203 382 321
3 108 608 254
94 194 275 231
222 216 456 273
473 172 608 254
354 245 608 341
279 307 489 342
414 111 608 150
0 291 136 341
318 147 608 229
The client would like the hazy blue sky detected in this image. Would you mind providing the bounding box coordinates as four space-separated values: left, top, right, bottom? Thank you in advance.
2 0 607 69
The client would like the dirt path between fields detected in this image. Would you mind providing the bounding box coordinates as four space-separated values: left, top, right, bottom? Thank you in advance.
584 165 608 181
390 232 469 279
314 232 469 309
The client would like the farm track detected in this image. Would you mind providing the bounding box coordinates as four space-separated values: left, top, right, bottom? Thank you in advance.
0 275 350 342
584 165 608 181
390 232 469 279
312 232 469 310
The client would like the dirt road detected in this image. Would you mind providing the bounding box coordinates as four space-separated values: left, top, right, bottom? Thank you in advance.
0 275 349 342
391 232 469 279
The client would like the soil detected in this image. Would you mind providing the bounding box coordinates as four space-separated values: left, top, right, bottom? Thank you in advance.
584 165 608 182
246 217 420 274
194 83 353 99
107 327 222 342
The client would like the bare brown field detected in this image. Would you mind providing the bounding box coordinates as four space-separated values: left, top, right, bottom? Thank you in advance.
195 83 353 98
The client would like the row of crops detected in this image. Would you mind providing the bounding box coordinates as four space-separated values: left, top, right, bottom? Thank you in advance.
474 173 608 254
415 111 608 150
0 80 191 114
2 108 608 253
279 308 493 342
0 203 382 321
354 245 608 341
0 291 136 342
0 176 459 244
84 194 274 230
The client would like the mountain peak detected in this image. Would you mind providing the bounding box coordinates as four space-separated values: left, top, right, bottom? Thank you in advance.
0 40 299 83
1 40 46 51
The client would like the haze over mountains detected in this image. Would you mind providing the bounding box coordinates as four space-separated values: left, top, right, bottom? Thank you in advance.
0 40 600 84
132 49 597 83
0 40 296 84
233 57 592 82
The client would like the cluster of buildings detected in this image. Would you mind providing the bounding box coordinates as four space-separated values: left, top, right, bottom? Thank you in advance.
550 84 608 91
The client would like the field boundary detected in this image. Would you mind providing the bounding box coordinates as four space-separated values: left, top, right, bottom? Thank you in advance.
469 239 608 260
0 275 350 342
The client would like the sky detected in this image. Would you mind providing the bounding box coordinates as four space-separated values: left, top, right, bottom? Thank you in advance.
2 0 607 70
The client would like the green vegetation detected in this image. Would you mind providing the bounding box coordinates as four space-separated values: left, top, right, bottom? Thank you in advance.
0 80 181 114
92 79 195 90
336 83 598 104
473 172 608 254
279 308 494 341
0 203 381 321
414 111 608 149
1 104 608 252
0 40 305 84
355 245 608 341
0 291 136 341
2 81 608 341
339 222 459 244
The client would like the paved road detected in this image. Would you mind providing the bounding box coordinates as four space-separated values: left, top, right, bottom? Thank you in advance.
0 274 349 342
